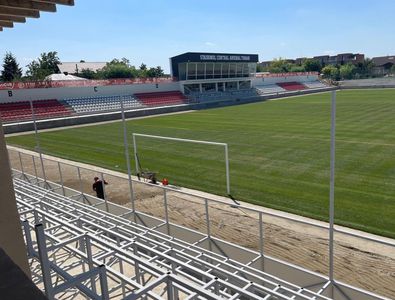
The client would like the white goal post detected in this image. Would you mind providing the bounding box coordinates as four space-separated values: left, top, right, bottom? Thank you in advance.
132 133 231 195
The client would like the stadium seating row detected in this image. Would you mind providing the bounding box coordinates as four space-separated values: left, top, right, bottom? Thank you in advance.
255 84 287 95
189 88 259 102
0 84 328 123
134 91 188 106
63 95 143 114
63 91 188 114
277 81 307 91
303 81 327 89
0 99 71 122
256 80 328 95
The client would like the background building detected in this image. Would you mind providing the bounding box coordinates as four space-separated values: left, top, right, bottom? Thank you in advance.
170 52 259 94
371 55 395 75
58 61 106 75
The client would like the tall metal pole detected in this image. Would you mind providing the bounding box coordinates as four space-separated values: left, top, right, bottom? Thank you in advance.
30 100 47 185
329 91 336 288
225 144 230 195
133 134 139 175
120 97 136 218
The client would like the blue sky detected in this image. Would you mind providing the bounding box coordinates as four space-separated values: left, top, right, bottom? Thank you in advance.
1 0 395 73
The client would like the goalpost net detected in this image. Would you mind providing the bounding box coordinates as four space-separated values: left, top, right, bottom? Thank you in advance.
132 133 230 195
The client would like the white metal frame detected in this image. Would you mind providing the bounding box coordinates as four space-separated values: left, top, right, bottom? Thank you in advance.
132 133 231 195
15 176 335 300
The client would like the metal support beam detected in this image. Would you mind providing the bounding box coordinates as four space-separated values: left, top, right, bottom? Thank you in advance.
329 90 336 292
0 14 25 22
0 1 56 12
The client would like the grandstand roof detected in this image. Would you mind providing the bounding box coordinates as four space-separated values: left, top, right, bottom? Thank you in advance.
58 61 107 74
171 52 259 63
44 73 87 81
372 55 395 66
0 1 74 31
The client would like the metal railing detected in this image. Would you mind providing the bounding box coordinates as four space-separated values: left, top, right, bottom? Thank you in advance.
10 149 394 300
15 176 334 300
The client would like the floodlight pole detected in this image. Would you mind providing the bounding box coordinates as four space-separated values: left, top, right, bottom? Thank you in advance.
120 97 136 216
329 90 336 291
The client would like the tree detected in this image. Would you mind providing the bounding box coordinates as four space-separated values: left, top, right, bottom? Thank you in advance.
391 64 395 75
321 65 339 80
289 65 305 72
79 68 96 79
354 58 374 78
302 59 321 72
1 52 22 82
339 63 356 80
268 58 293 73
155 66 164 77
139 63 147 71
138 63 148 78
26 51 61 80
100 58 138 79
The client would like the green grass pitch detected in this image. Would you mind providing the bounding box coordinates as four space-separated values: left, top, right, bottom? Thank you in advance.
7 89 395 238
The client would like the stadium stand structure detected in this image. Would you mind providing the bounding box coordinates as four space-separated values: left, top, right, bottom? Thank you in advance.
277 81 307 91
11 163 390 300
189 88 259 102
303 81 328 89
134 91 188 106
14 175 333 300
255 84 287 95
64 95 143 114
339 77 395 87
0 99 71 123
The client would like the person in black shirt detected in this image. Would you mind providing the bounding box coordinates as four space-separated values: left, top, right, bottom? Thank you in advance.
92 176 108 199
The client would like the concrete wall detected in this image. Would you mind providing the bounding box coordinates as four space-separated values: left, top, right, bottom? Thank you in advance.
251 74 319 86
0 122 31 277
0 82 181 103
339 77 395 87
3 105 192 134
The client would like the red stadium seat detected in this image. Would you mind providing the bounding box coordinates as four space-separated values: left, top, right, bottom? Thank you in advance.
0 99 72 123
134 91 187 107
276 82 307 91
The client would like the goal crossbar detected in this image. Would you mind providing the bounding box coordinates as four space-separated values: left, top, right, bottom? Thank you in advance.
132 133 230 195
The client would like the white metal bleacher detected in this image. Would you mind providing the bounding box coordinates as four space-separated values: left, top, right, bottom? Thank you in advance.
64 95 143 114
190 89 259 103
303 81 327 89
255 84 286 95
14 175 333 300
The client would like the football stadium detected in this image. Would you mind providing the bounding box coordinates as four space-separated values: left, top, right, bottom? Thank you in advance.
1 1 395 300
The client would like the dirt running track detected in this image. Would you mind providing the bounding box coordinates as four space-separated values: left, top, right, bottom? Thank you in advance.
7 148 395 299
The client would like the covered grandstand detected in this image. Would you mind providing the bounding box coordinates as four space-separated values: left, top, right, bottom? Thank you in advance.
171 52 259 95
